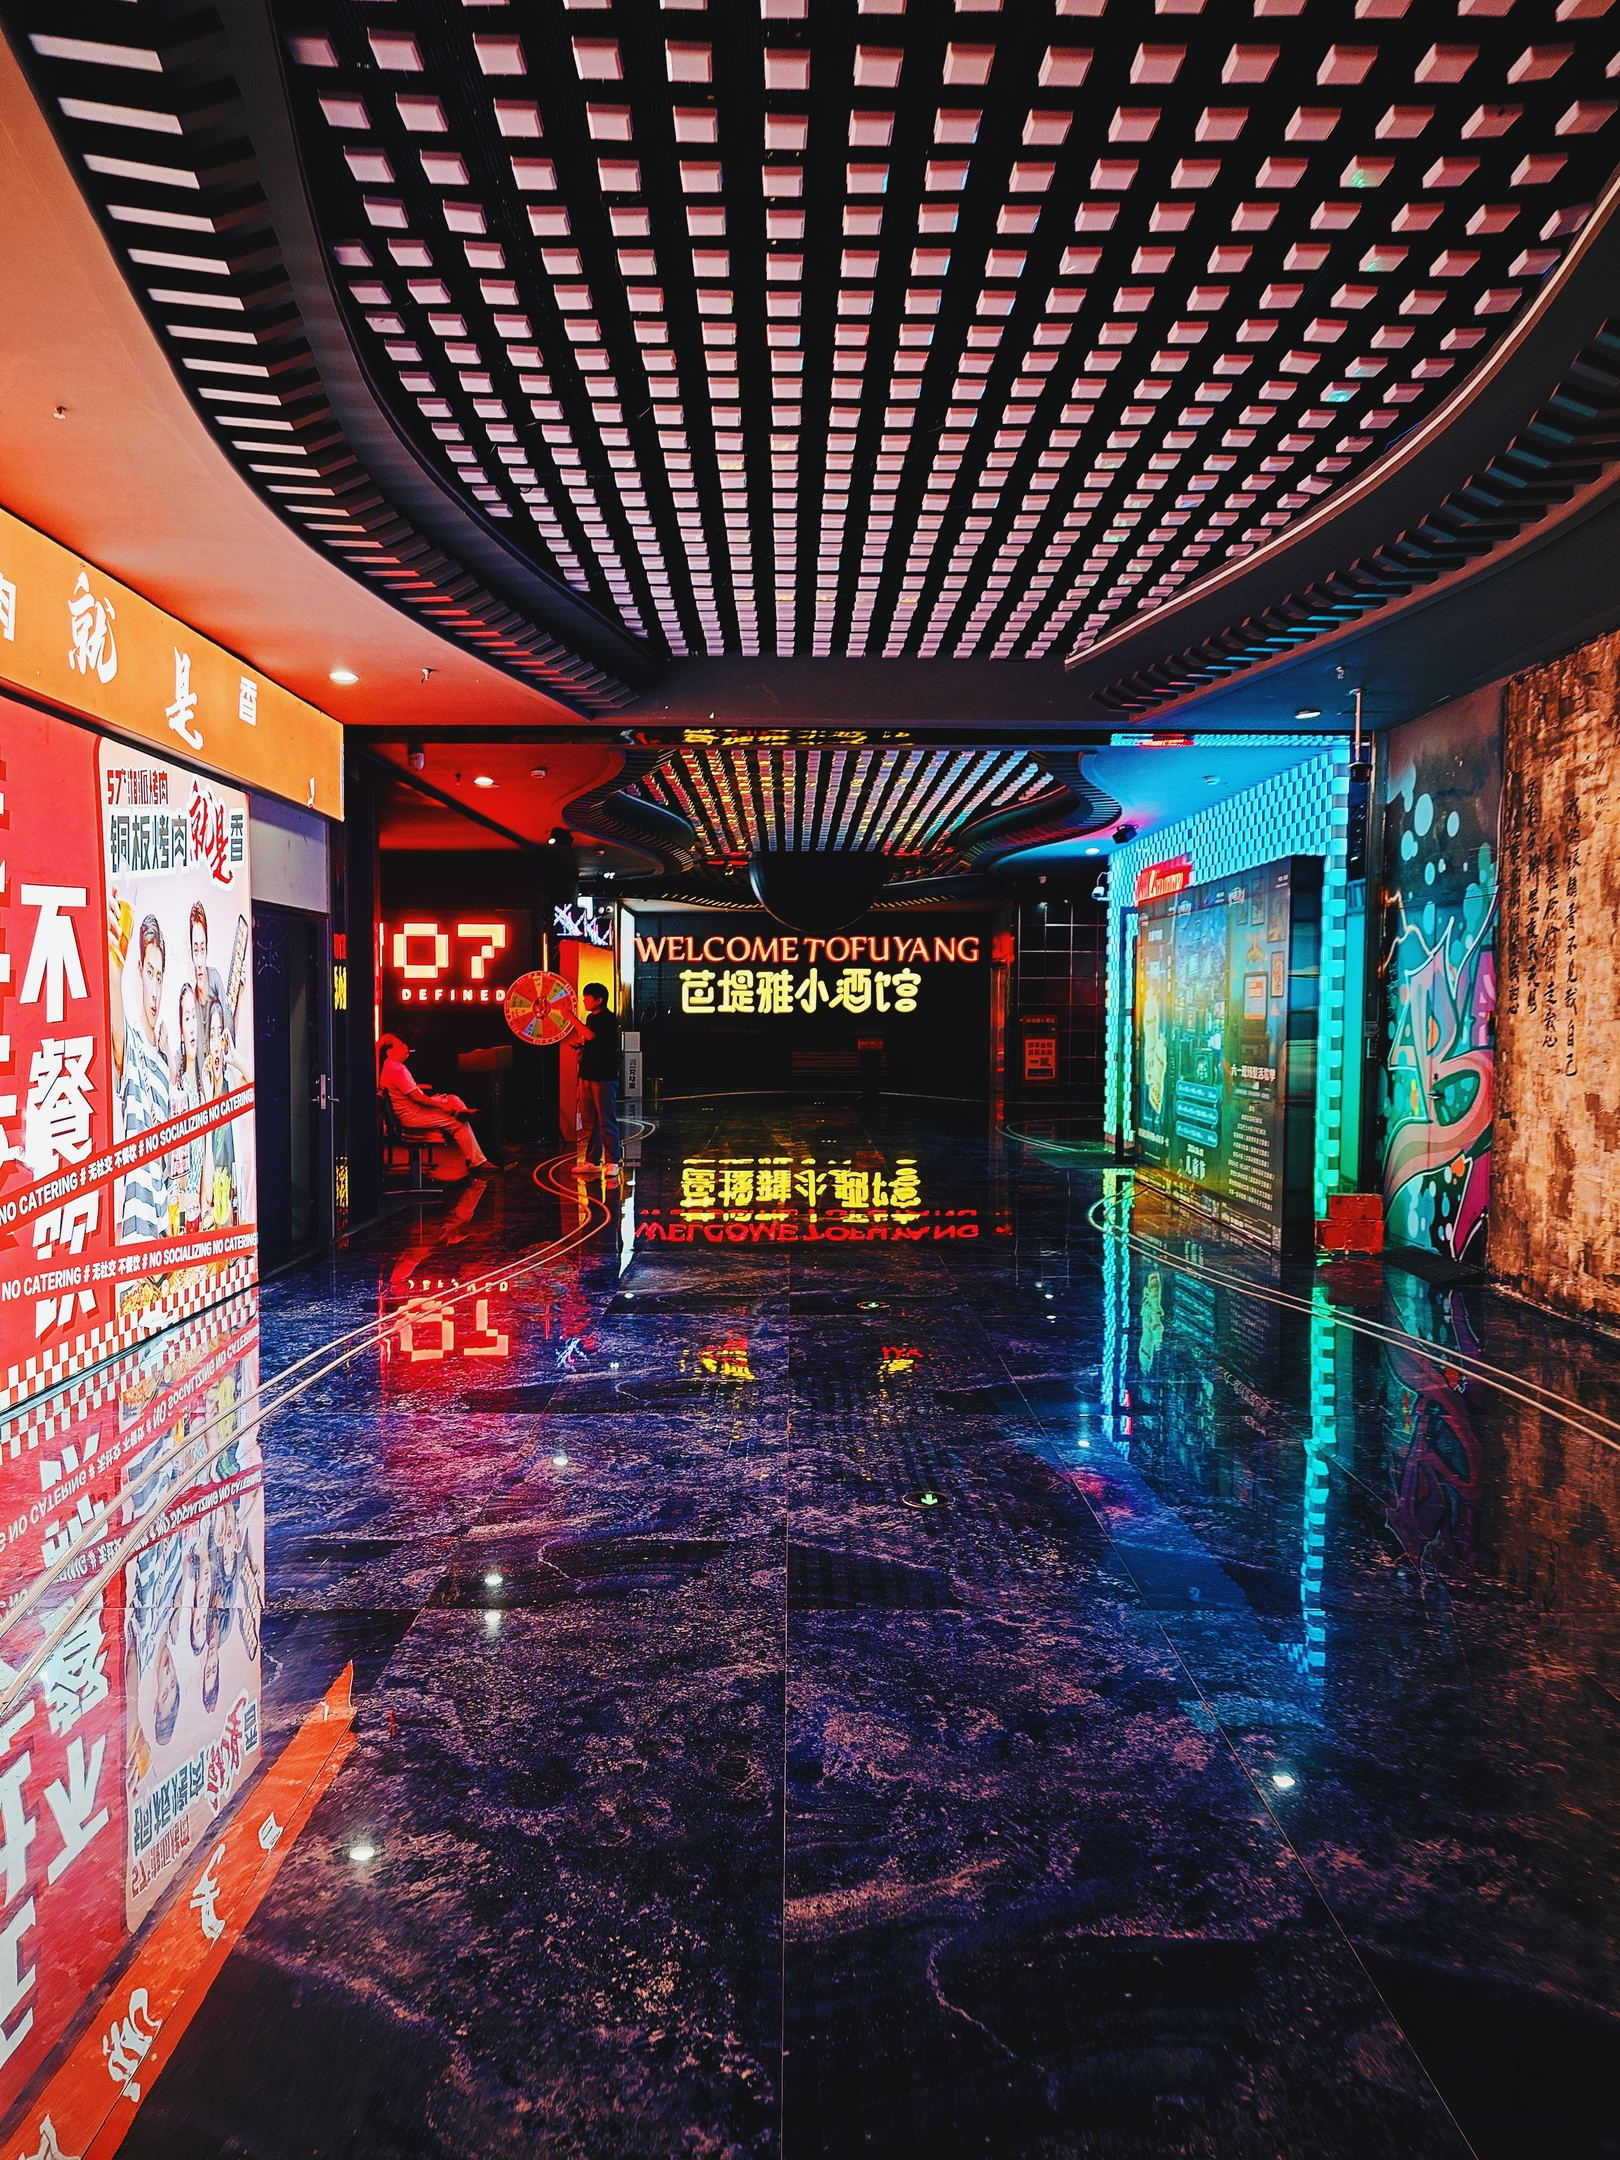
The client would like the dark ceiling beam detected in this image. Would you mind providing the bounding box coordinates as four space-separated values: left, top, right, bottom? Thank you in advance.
627 656 1114 730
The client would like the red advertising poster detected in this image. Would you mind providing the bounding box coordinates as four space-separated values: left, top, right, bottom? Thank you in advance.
0 1394 127 2105
120 1301 263 1929
0 696 258 1416
0 1291 260 2119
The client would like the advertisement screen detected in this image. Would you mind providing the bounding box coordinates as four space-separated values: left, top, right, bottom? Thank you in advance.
1134 857 1319 1250
0 697 257 1415
629 913 991 1100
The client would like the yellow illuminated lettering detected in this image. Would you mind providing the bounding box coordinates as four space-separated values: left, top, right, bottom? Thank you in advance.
456 921 508 980
394 921 449 981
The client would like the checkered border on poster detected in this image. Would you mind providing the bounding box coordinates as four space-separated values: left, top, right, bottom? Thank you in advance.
0 1257 258 1416
0 1288 260 1461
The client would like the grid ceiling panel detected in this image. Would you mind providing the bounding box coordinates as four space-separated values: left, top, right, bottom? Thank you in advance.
272 0 1616 664
639 743 1050 861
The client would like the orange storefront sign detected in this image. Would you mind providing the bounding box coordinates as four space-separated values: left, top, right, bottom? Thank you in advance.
0 505 342 818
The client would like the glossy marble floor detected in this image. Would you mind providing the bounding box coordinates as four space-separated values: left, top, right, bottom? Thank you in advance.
7 1101 1620 2158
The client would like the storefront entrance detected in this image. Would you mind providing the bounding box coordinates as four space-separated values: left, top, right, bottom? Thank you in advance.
253 903 330 1270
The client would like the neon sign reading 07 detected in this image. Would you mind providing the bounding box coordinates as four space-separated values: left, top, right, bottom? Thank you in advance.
386 917 523 1003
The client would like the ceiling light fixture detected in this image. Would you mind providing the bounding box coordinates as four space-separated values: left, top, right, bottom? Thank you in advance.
329 666 359 685
473 774 495 788
1295 706 1322 719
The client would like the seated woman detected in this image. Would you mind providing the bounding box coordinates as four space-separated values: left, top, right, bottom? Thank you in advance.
377 1033 495 1177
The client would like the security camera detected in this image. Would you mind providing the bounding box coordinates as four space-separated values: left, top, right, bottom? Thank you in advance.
1112 823 1138 844
406 743 426 773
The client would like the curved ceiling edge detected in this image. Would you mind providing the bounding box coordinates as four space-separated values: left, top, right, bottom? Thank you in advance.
1093 321 1620 715
564 750 698 879
3 3 643 715
215 0 652 692
1062 166 1620 709
950 753 1120 870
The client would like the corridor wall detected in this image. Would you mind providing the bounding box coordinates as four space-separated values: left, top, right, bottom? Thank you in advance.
1494 625 1620 1325
1375 688 1501 1269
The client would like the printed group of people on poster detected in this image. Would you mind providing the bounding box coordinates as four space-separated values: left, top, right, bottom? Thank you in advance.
103 746 256 1250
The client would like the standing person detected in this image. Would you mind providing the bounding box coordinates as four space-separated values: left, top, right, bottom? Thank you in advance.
377 1033 497 1177
571 983 621 1180
108 902 174 1243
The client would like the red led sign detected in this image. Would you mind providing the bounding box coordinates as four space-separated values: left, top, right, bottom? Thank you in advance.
382 913 530 1005
1135 855 1194 906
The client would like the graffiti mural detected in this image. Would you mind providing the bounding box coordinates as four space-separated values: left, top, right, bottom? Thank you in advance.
1378 689 1501 1263
1380 1278 1485 1585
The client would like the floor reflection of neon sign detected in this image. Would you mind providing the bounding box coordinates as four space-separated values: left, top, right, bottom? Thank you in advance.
384 915 527 1005
384 1275 515 1364
637 1155 1005 1243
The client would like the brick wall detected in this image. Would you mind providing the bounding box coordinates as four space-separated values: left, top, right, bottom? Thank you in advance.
1494 627 1620 1324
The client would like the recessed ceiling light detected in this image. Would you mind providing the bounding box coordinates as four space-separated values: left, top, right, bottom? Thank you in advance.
347 1839 378 1863
329 667 359 685
530 766 548 778
473 774 495 788
1295 706 1322 719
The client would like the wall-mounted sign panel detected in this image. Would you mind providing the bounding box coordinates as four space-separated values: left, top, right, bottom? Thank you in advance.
0 505 342 818
0 695 258 1412
1134 854 1193 906
630 914 992 1100
553 901 612 948
382 913 531 1007
1134 856 1320 1252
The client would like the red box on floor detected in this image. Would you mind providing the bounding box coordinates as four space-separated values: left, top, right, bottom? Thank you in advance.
1316 1193 1385 1254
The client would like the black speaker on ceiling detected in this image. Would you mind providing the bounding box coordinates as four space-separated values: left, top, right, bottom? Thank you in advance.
747 850 891 935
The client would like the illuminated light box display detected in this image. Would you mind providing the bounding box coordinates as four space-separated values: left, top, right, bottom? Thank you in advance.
637 929 981 1018
0 504 342 819
1134 854 1193 906
553 901 612 949
385 912 530 1006
632 916 993 1098
0 698 259 1413
1134 857 1321 1253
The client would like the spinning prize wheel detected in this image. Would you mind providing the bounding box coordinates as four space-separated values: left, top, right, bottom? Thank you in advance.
503 970 579 1047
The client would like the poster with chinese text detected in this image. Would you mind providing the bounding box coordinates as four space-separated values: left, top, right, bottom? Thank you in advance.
121 1305 262 1927
0 701 260 1414
101 739 257 1344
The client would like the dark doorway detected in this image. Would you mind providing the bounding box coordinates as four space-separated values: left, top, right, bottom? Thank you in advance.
254 903 329 1271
